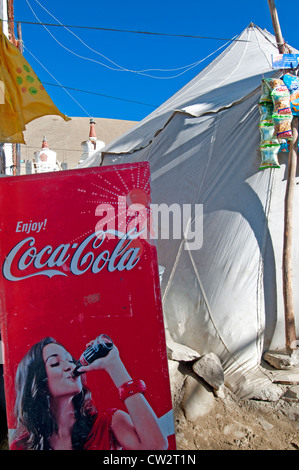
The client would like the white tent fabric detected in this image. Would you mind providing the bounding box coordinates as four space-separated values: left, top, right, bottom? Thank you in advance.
78 25 299 398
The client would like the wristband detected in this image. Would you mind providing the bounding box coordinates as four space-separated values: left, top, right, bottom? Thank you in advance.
118 379 146 402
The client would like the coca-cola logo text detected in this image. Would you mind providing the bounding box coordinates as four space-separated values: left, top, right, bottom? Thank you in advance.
2 229 141 282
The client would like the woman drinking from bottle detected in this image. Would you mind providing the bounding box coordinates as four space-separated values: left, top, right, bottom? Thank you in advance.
10 336 168 450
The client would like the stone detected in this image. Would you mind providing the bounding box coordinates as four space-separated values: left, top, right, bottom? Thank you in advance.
213 385 226 399
257 417 273 430
263 348 299 370
271 369 299 385
167 359 186 410
291 438 299 450
192 352 224 391
182 375 215 421
251 383 284 402
167 340 200 362
282 385 299 402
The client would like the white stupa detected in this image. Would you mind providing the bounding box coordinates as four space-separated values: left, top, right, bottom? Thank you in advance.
79 118 105 165
33 136 60 172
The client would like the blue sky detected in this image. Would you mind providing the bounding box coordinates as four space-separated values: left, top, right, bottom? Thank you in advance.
13 0 299 122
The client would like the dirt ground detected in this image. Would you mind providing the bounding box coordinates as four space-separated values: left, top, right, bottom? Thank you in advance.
174 389 299 450
171 361 299 451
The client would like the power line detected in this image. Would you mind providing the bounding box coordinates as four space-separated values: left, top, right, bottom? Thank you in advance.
25 46 91 117
23 0 235 81
4 18 254 43
22 0 235 79
29 0 231 77
20 145 83 153
42 81 158 108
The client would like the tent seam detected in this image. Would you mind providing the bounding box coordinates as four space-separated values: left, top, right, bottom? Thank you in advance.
102 89 263 161
253 27 272 68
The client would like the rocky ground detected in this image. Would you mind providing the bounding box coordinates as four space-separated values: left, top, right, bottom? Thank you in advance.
174 388 299 450
170 359 299 451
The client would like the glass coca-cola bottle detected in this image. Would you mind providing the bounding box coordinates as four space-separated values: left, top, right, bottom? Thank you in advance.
72 334 113 377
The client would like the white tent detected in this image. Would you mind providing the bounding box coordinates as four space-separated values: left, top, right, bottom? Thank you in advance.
78 25 299 398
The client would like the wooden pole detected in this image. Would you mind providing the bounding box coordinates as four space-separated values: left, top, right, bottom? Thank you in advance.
267 0 297 354
267 0 285 53
283 119 298 353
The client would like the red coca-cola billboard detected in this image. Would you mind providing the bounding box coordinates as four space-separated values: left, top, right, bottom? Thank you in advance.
0 162 175 451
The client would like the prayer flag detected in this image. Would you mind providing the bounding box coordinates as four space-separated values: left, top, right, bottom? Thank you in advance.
0 21 70 144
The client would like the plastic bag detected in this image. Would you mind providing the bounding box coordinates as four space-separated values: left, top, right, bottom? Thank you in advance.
260 78 272 102
273 96 292 115
259 120 275 141
259 141 281 170
279 139 299 153
290 99 299 115
266 78 288 94
268 78 292 117
283 73 299 116
272 114 293 139
258 78 291 170
258 102 273 120
279 140 289 152
283 73 299 96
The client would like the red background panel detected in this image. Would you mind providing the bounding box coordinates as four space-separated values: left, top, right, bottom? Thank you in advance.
0 163 174 449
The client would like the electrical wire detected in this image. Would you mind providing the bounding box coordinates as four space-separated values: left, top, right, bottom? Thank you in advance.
19 2 279 113
25 46 91 117
31 0 234 74
41 81 158 108
9 17 253 43
25 0 130 74
25 0 235 79
25 46 158 110
31 0 133 73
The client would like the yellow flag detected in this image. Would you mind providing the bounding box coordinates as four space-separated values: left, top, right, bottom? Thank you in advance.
0 22 71 144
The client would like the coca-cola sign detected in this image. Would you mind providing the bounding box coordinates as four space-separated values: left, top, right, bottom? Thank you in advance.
0 163 176 451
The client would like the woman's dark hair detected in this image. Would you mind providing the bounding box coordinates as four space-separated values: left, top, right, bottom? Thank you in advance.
13 337 96 450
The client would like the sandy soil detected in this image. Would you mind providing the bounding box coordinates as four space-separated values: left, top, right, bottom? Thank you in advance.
171 361 299 451
174 390 299 450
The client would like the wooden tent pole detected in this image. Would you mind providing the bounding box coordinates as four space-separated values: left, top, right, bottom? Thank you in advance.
283 120 298 353
267 0 284 53
267 0 297 354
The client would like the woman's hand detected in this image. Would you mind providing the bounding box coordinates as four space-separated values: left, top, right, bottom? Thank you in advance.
75 338 168 450
75 341 122 375
75 339 131 387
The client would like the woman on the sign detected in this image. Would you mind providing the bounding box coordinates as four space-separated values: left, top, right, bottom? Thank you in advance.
10 337 168 450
